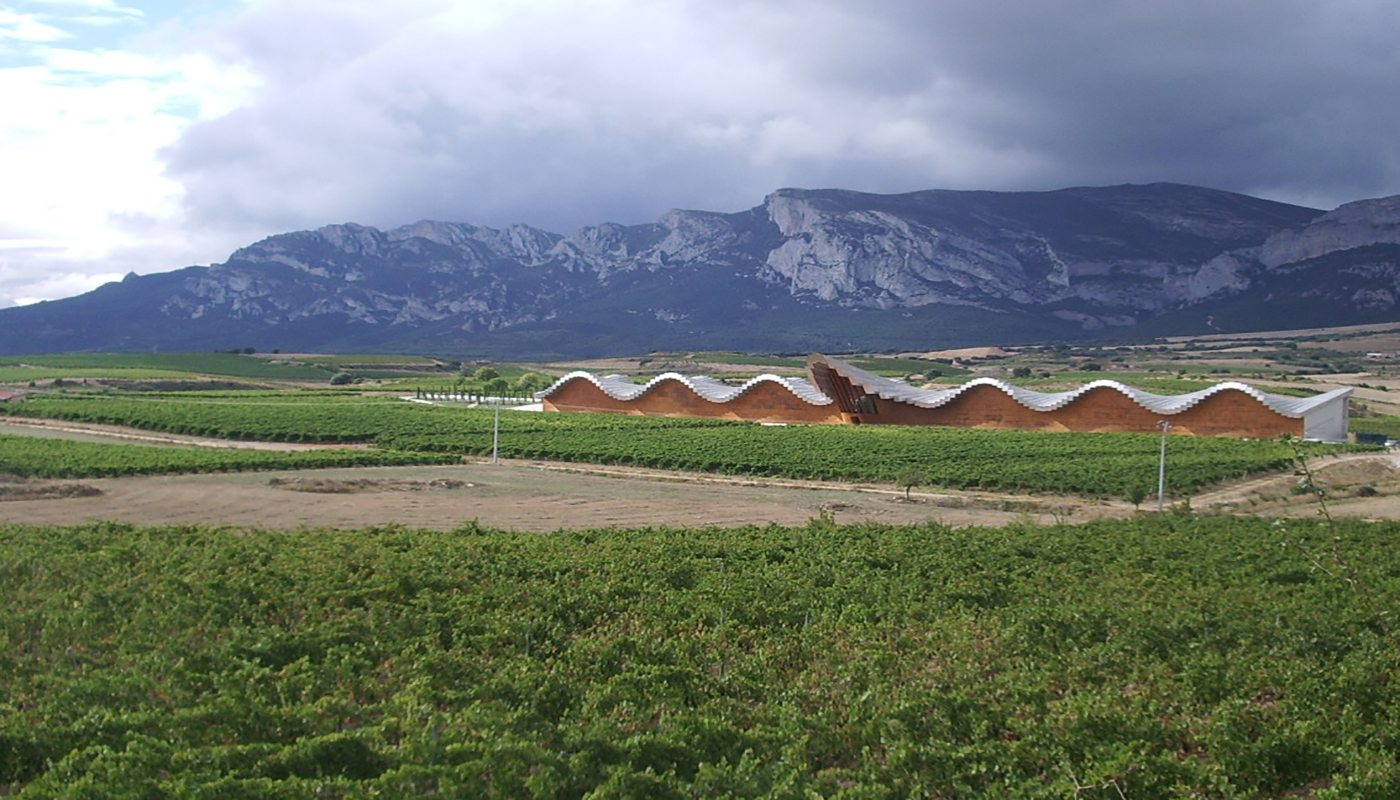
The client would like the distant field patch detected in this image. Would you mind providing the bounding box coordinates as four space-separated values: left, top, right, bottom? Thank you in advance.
0 434 459 478
293 354 441 366
0 353 334 381
638 352 972 377
0 367 202 382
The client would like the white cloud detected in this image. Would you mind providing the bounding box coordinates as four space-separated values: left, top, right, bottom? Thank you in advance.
19 0 144 17
0 1 257 307
0 51 255 236
0 258 124 307
26 0 140 8
0 9 70 41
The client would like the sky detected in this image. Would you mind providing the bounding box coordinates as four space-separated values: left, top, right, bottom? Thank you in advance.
3 0 1400 308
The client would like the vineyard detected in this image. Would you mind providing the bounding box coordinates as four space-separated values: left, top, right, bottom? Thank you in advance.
1 347 1394 798
0 392 1354 495
0 434 460 478
0 353 338 382
3 515 1398 798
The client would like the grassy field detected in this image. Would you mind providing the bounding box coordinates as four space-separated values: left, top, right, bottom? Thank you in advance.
0 433 460 478
0 353 337 381
1349 415 1400 438
557 352 973 379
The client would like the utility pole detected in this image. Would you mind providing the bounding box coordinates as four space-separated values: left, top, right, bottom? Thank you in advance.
492 402 500 465
1157 419 1172 512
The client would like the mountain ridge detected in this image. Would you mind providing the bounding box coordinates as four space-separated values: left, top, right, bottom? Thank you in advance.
5 182 1400 358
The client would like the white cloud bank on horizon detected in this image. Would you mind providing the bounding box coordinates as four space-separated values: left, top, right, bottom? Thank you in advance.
4 0 1400 308
0 0 256 306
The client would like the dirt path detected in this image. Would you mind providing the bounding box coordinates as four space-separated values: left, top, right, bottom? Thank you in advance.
1192 451 1400 519
1189 452 1371 508
0 461 1125 532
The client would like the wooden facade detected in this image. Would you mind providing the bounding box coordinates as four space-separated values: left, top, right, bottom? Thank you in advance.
834 382 1304 438
540 374 843 425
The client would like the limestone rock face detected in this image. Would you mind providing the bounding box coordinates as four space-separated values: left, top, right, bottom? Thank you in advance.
749 184 1328 315
1167 253 1254 304
760 191 1030 308
124 184 1400 333
1258 195 1400 268
165 220 592 330
7 182 1400 357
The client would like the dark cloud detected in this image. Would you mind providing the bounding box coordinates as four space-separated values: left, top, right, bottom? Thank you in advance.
162 0 1400 242
853 0 1400 202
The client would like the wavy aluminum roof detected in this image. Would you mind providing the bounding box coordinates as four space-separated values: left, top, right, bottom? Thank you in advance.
536 371 835 406
818 357 1352 419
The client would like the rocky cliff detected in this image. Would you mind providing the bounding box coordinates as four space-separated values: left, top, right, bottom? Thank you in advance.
4 183 1400 357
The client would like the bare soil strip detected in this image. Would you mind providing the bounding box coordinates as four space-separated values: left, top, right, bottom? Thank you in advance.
0 459 1126 532
267 477 472 493
1192 451 1400 520
0 482 103 501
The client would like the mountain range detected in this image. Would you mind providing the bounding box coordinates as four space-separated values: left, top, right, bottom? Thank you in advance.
4 182 1400 358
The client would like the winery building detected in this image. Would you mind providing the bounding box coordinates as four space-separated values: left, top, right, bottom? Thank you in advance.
537 354 1352 441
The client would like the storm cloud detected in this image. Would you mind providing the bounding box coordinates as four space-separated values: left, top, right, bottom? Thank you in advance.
4 0 1400 306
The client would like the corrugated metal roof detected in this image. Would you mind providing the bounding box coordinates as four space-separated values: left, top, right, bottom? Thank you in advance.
536 372 835 406
818 357 1352 420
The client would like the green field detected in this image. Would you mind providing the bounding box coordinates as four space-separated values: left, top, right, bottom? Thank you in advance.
0 434 459 478
0 393 1350 494
0 367 223 383
298 355 441 367
654 351 807 369
1350 414 1400 438
845 355 970 376
3 515 1397 797
0 353 335 381
619 352 972 378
